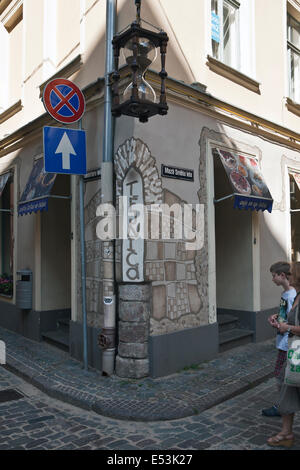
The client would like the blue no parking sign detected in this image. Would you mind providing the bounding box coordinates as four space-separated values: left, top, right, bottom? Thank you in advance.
43 126 86 175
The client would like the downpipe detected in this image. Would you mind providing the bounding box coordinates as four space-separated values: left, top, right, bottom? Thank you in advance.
98 0 116 376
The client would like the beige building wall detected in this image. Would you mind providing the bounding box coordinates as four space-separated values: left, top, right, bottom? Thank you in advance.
133 0 300 134
1 0 299 135
0 0 298 349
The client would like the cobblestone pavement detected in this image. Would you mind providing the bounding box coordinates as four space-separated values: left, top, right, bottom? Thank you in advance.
1 365 300 451
0 326 278 422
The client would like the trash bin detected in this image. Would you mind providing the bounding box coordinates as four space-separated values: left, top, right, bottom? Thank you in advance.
16 270 33 309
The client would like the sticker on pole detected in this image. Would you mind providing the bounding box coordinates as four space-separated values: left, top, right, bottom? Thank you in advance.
43 78 85 124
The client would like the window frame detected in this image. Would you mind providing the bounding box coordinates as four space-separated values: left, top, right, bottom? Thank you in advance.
287 12 300 103
211 0 241 70
0 1 23 110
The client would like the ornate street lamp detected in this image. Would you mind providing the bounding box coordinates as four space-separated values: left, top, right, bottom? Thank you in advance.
111 0 168 123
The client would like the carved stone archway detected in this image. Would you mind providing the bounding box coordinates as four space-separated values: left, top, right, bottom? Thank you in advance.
114 137 163 378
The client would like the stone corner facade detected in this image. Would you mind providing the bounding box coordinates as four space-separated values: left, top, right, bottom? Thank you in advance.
115 283 151 379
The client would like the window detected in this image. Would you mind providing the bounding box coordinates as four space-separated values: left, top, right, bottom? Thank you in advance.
6 4 22 106
211 0 240 70
210 0 255 79
287 13 300 103
0 2 23 109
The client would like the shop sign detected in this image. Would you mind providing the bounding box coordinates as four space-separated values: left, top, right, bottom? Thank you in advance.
122 168 144 282
213 147 273 213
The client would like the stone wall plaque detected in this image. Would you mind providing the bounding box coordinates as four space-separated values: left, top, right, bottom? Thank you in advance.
122 167 144 282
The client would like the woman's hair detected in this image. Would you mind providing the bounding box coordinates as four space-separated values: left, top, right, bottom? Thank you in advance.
291 262 300 287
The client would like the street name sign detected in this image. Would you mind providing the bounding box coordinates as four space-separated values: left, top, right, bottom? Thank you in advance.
161 164 194 182
43 126 87 175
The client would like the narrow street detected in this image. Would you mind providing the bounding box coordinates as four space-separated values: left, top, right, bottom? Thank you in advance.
0 364 299 452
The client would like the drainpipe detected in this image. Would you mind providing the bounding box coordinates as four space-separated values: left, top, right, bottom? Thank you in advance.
99 0 116 376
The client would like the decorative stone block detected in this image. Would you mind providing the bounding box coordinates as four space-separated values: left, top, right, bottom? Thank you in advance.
188 283 202 313
119 283 151 301
167 283 176 298
86 261 101 278
114 138 163 205
164 188 181 206
145 262 164 281
164 242 176 259
119 301 150 322
157 242 164 259
146 241 158 260
152 285 166 320
146 242 164 261
119 321 149 343
115 261 122 281
176 263 186 280
103 260 114 279
118 341 148 359
165 261 176 281
116 356 149 378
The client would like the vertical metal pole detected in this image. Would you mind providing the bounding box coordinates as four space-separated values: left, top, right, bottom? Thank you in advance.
101 0 116 376
79 118 88 371
103 0 116 168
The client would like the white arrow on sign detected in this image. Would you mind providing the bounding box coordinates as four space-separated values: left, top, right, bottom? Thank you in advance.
55 132 76 170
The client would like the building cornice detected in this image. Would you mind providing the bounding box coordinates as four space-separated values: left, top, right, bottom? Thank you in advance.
206 56 261 94
0 70 300 156
146 70 300 152
39 54 83 98
0 0 13 15
0 78 104 157
288 0 300 21
0 100 22 124
1 0 22 32
286 97 300 118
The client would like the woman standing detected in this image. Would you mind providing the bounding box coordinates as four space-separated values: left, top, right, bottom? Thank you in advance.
268 261 300 448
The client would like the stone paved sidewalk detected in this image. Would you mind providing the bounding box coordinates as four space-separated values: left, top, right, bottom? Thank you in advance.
0 365 297 450
0 325 277 422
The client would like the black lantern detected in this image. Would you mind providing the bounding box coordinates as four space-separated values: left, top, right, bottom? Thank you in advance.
111 0 168 123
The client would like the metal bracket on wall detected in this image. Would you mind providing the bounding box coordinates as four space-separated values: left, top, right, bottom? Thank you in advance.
214 194 234 204
48 195 72 200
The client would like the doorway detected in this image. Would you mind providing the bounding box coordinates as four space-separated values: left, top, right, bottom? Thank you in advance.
40 174 71 350
213 150 255 350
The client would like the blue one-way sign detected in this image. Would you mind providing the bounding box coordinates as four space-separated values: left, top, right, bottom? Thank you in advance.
43 126 86 175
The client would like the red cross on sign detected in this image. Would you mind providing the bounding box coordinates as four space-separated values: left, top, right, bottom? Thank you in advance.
43 78 85 124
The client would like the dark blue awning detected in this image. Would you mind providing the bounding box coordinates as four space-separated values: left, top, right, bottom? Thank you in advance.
233 194 273 213
213 148 273 213
18 158 56 216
